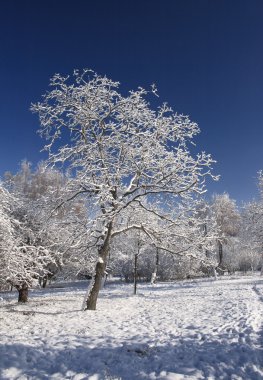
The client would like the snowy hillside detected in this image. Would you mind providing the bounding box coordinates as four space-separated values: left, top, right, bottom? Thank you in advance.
1 275 263 379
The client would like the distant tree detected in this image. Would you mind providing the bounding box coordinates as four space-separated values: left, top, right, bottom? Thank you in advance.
0 182 52 302
240 199 263 273
0 184 16 291
4 161 64 285
5 161 91 286
151 247 160 285
211 193 240 273
32 69 216 310
223 172 263 275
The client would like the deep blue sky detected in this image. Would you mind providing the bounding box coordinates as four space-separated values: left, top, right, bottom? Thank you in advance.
0 0 263 203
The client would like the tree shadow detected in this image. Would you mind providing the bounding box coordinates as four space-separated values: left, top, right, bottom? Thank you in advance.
1 334 263 380
2 308 83 316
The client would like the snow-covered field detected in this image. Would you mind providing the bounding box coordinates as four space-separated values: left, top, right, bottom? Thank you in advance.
1 275 263 380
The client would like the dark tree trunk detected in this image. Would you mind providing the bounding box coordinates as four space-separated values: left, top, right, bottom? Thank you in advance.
203 223 209 258
16 283 29 303
85 260 106 310
134 235 141 295
134 253 139 295
42 276 48 288
84 222 113 310
218 240 223 266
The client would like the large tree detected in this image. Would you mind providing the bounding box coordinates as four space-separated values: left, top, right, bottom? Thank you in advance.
32 69 216 310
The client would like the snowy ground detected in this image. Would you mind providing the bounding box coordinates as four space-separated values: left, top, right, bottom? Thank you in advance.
1 275 263 380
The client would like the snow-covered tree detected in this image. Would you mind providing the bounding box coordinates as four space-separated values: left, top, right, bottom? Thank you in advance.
0 184 16 290
239 200 263 273
210 193 240 273
4 162 64 284
5 161 92 285
0 182 53 302
32 69 216 310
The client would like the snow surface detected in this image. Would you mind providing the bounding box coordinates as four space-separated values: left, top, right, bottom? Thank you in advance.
1 275 263 379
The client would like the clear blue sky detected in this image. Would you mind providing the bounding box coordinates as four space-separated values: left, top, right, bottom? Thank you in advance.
0 0 263 203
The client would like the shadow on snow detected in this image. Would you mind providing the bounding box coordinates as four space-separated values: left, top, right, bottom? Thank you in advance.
1 333 263 380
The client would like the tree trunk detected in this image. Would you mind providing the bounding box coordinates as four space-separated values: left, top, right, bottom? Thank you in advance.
134 253 138 295
218 240 223 271
151 248 159 285
16 283 29 303
84 222 113 311
213 267 218 280
134 233 141 295
42 276 48 288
